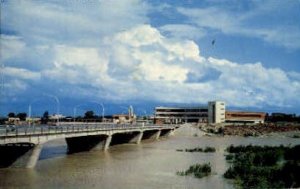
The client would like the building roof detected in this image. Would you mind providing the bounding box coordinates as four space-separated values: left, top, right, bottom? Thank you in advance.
112 114 129 117
226 111 266 115
155 106 207 109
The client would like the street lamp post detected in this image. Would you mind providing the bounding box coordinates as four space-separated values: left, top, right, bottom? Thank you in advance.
120 106 129 114
53 96 60 126
74 101 105 123
100 103 104 122
73 104 86 123
73 107 77 123
89 101 105 122
28 97 44 126
43 94 60 126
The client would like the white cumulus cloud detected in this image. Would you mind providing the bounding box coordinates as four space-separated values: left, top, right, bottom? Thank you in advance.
1 0 300 112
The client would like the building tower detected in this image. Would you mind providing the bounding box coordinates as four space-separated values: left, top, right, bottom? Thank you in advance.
208 101 226 124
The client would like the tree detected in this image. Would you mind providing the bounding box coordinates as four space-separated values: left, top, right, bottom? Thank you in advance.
41 111 49 124
17 112 27 121
84 110 94 119
43 111 49 118
8 112 15 118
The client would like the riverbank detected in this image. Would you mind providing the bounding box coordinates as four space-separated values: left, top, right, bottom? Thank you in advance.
223 125 300 136
199 124 300 137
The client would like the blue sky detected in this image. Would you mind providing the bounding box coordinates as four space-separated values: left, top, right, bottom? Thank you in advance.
1 0 300 116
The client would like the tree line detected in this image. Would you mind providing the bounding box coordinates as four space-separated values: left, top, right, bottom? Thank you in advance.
265 113 300 123
5 110 99 120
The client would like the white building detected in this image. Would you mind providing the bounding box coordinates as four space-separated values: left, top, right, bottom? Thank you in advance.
155 106 208 124
154 101 226 124
49 114 66 120
208 101 226 124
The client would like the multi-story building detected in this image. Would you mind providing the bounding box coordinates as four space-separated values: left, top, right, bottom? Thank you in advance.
208 101 226 124
154 101 226 124
154 106 208 124
154 101 268 125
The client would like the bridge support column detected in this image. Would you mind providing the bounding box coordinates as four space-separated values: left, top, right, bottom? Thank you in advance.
11 144 43 168
129 132 143 144
170 129 175 136
104 135 112 151
154 130 161 140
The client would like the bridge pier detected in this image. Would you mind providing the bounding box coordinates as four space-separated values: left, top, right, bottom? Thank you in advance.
154 130 161 140
12 144 43 168
129 132 143 144
104 135 112 151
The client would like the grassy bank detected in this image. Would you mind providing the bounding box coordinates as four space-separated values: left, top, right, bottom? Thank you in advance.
224 145 300 188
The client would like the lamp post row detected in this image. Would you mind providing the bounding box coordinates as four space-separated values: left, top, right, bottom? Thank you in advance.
28 97 106 124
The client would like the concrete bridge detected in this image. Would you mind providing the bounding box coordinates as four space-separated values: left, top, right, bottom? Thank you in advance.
0 123 179 169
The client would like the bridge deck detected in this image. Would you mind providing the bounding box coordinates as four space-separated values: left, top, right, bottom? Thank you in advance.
0 124 177 145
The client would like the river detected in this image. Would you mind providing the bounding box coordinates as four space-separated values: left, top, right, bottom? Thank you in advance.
0 125 300 189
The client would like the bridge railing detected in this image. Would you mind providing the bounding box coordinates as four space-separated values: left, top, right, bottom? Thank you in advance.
0 123 176 137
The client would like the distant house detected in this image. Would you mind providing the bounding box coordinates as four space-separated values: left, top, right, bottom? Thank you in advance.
49 114 66 120
7 117 20 125
26 117 41 124
112 114 136 124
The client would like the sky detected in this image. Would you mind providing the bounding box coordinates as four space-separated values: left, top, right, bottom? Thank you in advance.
1 0 300 116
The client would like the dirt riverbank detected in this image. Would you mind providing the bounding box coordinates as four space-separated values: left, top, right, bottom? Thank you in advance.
199 124 300 137
222 125 300 136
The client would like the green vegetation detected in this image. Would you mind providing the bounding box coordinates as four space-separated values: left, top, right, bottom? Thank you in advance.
185 147 203 152
224 145 300 189
7 112 15 118
84 110 95 119
292 134 300 138
203 146 216 152
7 112 27 120
177 163 211 178
176 146 216 153
41 111 49 124
225 154 234 161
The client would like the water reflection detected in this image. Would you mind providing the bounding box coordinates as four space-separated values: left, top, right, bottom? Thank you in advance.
0 125 299 189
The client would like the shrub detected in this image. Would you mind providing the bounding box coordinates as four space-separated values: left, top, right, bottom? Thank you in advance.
203 146 216 152
224 145 300 189
224 166 236 179
225 154 234 161
177 163 211 179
